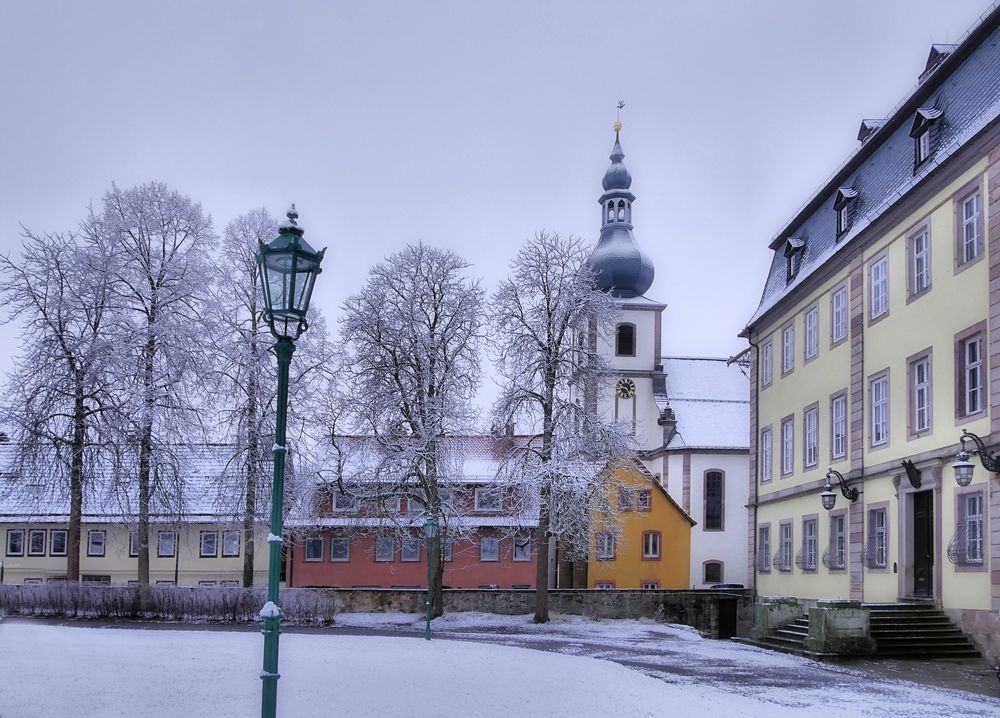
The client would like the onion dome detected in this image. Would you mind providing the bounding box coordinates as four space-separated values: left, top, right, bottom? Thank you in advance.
587 122 654 298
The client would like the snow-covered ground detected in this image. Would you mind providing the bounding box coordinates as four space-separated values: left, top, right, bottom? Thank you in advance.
1 614 997 717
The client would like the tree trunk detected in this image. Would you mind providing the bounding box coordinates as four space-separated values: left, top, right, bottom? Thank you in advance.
242 370 259 588
67 381 86 583
431 535 444 617
533 501 550 623
137 325 156 587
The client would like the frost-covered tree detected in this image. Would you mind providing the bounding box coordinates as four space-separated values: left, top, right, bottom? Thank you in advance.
206 208 338 586
93 181 216 586
337 242 484 615
0 228 118 582
490 232 633 622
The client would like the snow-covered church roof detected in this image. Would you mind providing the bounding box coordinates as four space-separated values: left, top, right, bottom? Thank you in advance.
661 357 750 452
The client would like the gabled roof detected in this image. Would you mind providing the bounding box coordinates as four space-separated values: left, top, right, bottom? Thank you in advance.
621 458 696 526
833 187 858 208
659 357 750 452
857 119 886 143
910 105 944 136
783 236 805 257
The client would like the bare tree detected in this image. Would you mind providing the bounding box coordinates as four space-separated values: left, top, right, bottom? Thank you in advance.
92 181 216 586
337 242 484 615
0 229 118 581
489 232 633 622
206 208 337 586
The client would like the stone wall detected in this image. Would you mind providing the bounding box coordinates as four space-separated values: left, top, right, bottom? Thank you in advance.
0 584 752 639
946 607 1000 665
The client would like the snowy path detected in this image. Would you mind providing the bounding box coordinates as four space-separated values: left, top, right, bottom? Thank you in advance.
1 615 997 717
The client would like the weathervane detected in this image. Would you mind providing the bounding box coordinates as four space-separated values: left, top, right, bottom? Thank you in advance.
614 100 625 135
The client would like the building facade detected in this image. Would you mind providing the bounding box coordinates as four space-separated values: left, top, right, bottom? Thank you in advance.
584 123 751 588
741 10 1000 661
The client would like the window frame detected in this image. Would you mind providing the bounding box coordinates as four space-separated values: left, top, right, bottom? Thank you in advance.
867 504 889 571
479 536 500 562
758 524 771 573
636 489 652 511
6 528 24 557
199 531 218 558
374 536 395 562
617 486 634 511
954 180 984 271
828 510 847 571
615 322 636 357
596 532 616 560
27 528 47 557
87 529 106 558
129 529 140 557
512 536 532 562
830 283 849 348
869 369 890 449
760 425 773 484
332 491 360 512
955 323 987 423
915 128 931 166
330 537 351 562
760 337 773 388
157 530 177 558
868 253 889 324
781 322 795 375
703 470 724 531
703 561 724 585
830 391 848 461
778 521 793 572
401 536 421 562
641 530 662 560
474 486 502 512
906 220 932 301
49 529 68 557
802 516 818 572
640 580 661 590
222 530 240 558
780 415 794 476
803 403 819 470
304 536 324 562
907 348 933 439
804 305 819 362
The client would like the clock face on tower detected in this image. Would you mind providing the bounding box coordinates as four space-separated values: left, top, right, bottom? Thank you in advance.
615 377 636 399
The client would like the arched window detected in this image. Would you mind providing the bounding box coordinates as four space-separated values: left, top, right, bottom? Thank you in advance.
626 202 632 223
607 201 615 222
615 323 635 356
617 200 625 221
704 470 724 530
703 560 724 585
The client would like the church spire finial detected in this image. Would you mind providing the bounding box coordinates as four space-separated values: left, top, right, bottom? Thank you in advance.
614 100 625 138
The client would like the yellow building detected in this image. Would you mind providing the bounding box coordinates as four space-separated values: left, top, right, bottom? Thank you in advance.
588 461 694 589
741 14 1000 662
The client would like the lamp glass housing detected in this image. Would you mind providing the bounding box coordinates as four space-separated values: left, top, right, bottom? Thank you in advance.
258 226 324 340
820 485 836 511
424 517 438 539
952 458 975 487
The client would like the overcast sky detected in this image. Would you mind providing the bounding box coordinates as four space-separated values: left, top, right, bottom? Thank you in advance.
0 0 991 385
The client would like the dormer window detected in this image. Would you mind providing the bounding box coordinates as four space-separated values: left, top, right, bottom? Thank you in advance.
616 323 636 356
784 237 805 283
833 187 857 237
910 106 942 167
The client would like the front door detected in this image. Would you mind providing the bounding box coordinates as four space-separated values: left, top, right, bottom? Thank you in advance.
912 490 934 597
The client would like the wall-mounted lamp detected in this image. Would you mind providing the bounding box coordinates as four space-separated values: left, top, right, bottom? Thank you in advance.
953 429 999 487
821 468 860 511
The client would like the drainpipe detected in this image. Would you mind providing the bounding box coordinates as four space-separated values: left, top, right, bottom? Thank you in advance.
745 336 760 598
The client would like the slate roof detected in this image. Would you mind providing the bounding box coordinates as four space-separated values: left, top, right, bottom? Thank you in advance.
744 6 1000 332
0 444 266 523
661 357 750 451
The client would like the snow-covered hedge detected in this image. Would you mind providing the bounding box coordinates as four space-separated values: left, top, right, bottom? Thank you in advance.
0 583 339 624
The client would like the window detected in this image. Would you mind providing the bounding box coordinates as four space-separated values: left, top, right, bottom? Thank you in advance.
596 533 616 560
778 523 793 572
401 536 420 562
441 536 453 562
155 580 174 586
703 561 723 585
909 353 932 435
198 581 217 587
704 471 723 531
28 529 46 556
333 492 360 512
199 531 218 558
83 575 112 584
962 492 984 565
6 529 24 556
909 225 931 297
828 514 846 570
304 537 324 562
804 406 818 468
222 530 240 557
595 581 615 589
760 427 773 483
836 205 849 235
804 307 818 360
781 324 795 374
870 255 888 320
916 129 931 164
480 537 499 562
761 338 773 387
157 531 176 558
220 580 240 587
375 537 394 562
802 518 818 571
640 580 660 589
641 531 661 559
867 508 888 569
618 486 633 511
330 537 350 562
129 530 140 557
513 537 531 561
87 530 106 557
834 187 856 236
50 529 67 557
958 189 983 265
781 417 794 475
636 489 652 511
758 526 771 572
616 323 636 356
831 285 848 345
785 238 805 281
831 394 847 460
870 373 889 447
958 332 985 417
474 487 501 512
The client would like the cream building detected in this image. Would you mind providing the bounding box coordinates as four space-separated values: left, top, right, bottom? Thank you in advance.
741 11 1000 661
0 444 269 586
583 122 750 589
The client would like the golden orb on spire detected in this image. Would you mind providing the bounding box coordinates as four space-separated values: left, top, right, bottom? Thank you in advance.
613 119 622 133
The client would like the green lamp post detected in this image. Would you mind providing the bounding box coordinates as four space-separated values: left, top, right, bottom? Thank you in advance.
257 205 325 718
424 516 438 640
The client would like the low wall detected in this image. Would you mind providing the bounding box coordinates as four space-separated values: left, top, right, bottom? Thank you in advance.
0 584 752 638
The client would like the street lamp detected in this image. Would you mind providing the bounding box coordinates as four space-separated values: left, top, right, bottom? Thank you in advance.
257 205 325 718
424 517 438 641
821 468 860 511
953 429 999 487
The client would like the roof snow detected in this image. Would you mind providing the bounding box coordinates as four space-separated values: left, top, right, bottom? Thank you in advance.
661 357 750 451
